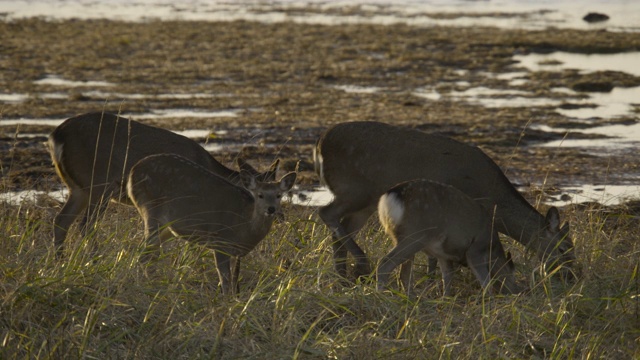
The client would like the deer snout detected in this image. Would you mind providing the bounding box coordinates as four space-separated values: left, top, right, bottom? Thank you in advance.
266 206 285 220
546 255 578 283
559 266 578 283
265 206 285 223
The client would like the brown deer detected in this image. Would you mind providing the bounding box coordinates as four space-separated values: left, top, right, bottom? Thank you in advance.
377 179 520 296
48 111 278 252
127 154 296 295
314 121 574 281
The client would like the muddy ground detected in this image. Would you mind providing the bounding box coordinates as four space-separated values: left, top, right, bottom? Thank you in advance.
1 17 639 205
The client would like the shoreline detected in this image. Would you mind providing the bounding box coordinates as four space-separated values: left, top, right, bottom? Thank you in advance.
1 18 639 207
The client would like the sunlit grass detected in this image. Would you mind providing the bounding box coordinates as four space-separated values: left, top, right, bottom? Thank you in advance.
0 197 638 359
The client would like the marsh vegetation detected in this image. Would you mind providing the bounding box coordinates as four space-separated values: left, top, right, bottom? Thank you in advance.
1 17 639 359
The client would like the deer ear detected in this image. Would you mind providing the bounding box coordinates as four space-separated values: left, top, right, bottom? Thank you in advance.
545 206 561 230
240 170 257 190
236 158 259 175
506 252 515 268
264 159 280 181
279 172 297 191
268 158 280 172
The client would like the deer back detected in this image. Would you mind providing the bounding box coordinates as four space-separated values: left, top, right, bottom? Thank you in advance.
49 112 238 200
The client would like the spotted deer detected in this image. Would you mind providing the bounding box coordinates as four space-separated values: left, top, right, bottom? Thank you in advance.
127 153 296 295
48 111 278 252
377 179 521 296
314 121 574 281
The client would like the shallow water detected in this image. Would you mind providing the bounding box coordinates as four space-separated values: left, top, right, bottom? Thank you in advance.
514 51 640 77
2 181 636 208
2 0 639 32
546 184 640 207
332 85 384 94
82 90 229 100
2 1 639 207
134 109 242 119
0 189 66 206
290 186 334 207
280 184 640 207
415 86 564 109
533 122 640 150
34 74 114 87
0 109 241 127
554 87 640 120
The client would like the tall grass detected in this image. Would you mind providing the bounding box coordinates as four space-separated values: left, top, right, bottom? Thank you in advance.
0 195 638 359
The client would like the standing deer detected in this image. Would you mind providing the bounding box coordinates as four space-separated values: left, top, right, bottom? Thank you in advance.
314 121 574 281
377 179 520 296
127 154 296 295
48 111 278 251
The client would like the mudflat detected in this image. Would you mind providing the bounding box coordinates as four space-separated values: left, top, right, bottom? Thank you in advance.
1 18 639 202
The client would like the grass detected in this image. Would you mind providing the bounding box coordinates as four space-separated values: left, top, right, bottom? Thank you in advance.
2 16 639 359
0 194 638 359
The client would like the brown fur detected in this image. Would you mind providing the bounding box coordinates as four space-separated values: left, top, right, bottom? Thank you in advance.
48 112 278 251
314 121 574 281
127 153 296 295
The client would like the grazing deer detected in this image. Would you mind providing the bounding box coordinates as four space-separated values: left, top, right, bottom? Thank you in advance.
127 153 296 295
314 121 574 281
377 179 520 296
48 111 278 251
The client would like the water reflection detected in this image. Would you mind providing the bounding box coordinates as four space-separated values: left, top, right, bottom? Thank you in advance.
533 122 640 149
514 51 640 77
2 0 639 32
290 186 334 207
134 109 242 119
413 86 567 108
0 109 241 128
0 189 66 206
555 87 640 120
546 184 640 207
34 75 114 87
332 85 384 94
4 184 637 208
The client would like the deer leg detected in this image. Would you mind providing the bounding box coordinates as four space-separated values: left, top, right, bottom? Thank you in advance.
439 260 456 297
138 215 161 261
53 189 89 254
78 182 115 238
466 248 493 294
377 235 420 291
79 198 110 239
427 256 438 275
329 233 349 279
232 257 241 294
319 200 372 279
399 255 415 296
214 251 232 295
340 206 375 278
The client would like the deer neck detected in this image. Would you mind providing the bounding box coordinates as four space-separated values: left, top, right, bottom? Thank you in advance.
234 207 275 253
498 203 547 254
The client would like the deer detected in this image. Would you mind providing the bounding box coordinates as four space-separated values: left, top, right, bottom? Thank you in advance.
314 121 575 282
377 179 521 296
48 111 278 252
127 153 297 295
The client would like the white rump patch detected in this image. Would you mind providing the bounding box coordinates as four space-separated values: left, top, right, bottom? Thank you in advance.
378 192 404 227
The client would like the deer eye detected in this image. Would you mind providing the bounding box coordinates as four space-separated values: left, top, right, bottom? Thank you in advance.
257 193 264 199
276 193 282 199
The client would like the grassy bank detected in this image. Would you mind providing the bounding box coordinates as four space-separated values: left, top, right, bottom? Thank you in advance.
0 196 638 359
1 16 639 359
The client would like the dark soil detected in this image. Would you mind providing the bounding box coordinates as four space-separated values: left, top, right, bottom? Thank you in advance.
1 18 639 203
